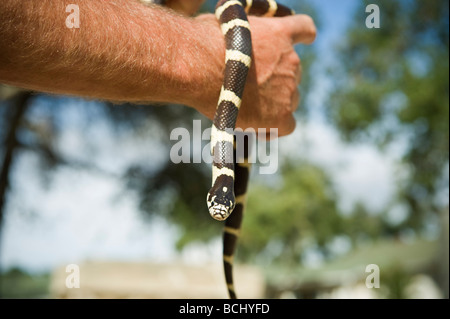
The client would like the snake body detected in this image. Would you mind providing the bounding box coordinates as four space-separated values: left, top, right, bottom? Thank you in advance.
144 0 293 299
212 0 293 299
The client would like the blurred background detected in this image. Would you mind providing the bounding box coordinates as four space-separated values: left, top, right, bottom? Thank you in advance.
0 0 448 299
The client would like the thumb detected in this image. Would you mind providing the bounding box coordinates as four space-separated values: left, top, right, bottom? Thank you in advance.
278 14 317 45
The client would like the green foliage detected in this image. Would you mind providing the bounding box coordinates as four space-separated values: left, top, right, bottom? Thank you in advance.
238 161 343 264
0 268 49 298
345 202 384 243
264 238 439 298
328 0 449 229
380 264 413 299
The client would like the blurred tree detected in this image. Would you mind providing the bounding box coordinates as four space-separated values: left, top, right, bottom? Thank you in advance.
0 92 31 237
327 0 449 232
239 160 344 265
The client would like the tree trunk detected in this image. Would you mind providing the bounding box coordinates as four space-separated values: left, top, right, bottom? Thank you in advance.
0 92 32 256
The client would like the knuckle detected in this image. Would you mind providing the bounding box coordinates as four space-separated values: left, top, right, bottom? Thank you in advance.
287 79 297 95
288 52 301 68
285 117 296 135
283 104 292 116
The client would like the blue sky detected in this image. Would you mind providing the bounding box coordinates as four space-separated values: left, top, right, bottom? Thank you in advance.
312 0 359 52
0 1 406 273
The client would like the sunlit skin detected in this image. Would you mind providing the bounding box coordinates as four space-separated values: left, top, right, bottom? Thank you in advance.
0 0 316 137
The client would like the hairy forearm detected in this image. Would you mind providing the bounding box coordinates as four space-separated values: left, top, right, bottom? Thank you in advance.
1 0 317 135
0 0 224 111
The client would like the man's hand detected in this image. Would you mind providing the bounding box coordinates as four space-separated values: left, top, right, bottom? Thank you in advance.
193 14 316 137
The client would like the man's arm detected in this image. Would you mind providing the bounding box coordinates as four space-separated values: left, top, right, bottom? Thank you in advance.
0 0 219 104
0 0 316 136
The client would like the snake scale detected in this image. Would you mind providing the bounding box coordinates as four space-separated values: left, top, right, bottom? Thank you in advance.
143 0 293 299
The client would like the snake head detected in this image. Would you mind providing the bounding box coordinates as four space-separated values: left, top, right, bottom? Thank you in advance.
207 183 235 221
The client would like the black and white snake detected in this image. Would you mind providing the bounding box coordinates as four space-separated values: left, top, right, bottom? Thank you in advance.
143 0 293 299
